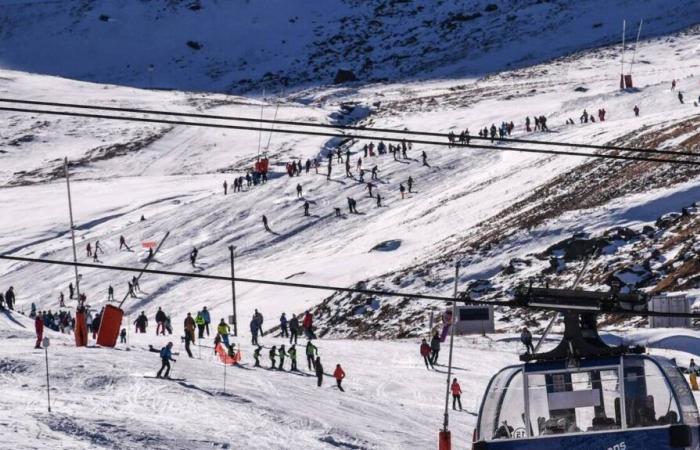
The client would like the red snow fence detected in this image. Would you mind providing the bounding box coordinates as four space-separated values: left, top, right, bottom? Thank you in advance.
142 241 157 249
96 304 124 347
438 430 451 450
215 343 241 365
74 309 88 347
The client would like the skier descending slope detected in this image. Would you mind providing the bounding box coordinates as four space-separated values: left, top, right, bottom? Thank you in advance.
156 342 176 379
333 364 346 392
190 247 198 267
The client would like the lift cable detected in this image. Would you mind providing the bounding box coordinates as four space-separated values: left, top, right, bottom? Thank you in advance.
1 105 699 167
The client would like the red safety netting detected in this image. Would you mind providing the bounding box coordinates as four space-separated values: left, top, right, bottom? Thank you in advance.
215 343 241 365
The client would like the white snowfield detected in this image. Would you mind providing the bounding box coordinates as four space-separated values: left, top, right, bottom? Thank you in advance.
1 6 700 450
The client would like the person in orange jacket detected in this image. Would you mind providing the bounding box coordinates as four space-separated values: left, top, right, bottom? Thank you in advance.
333 364 346 392
451 378 462 411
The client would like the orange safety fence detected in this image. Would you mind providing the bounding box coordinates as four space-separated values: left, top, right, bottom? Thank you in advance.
215 342 241 365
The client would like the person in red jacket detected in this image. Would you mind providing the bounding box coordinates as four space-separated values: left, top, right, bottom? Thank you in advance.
35 312 44 349
333 364 346 392
420 338 433 369
451 378 462 411
303 310 314 339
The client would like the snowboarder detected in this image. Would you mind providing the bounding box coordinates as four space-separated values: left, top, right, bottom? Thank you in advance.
269 345 277 369
155 307 167 335
451 378 463 410
35 312 44 349
334 207 342 218
253 345 262 367
633 105 640 117
521 327 535 354
289 313 299 345
280 313 289 338
306 340 318 370
190 247 198 267
430 332 441 365
107 285 114 301
195 311 206 339
289 344 298 371
420 338 433 369
223 180 228 195
333 364 346 392
296 183 303 198
262 215 271 232
218 319 231 347
184 312 196 357
156 342 176 379
315 357 324 387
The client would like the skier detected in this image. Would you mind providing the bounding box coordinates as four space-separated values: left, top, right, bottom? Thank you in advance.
671 79 676 90
327 157 332 181
633 105 640 117
289 344 298 371
421 151 428 166
451 378 463 410
69 282 74 299
278 344 287 370
223 180 228 195
315 357 324 387
306 340 318 370
333 364 346 392
525 116 531 132
371 166 378 180
305 159 311 173
366 182 375 198
420 338 433 369
262 215 271 232
289 313 299 344
253 345 262 367
107 285 114 301
35 311 44 349
430 332 441 365
134 311 148 333
521 327 535 354
303 310 314 339
59 291 65 308
119 235 131 251
5 286 15 310
401 139 408 159
86 242 92 257
678 91 684 104
250 317 260 346
202 306 211 336
376 193 382 208
132 276 140 293
119 328 127 344
127 281 136 298
218 319 231 347
303 201 310 216
155 307 167 335
407 176 414 193
190 247 198 267
95 240 103 255
296 183 303 198
269 345 277 369
156 342 176 379
184 312 196 357
280 313 289 338
400 183 406 200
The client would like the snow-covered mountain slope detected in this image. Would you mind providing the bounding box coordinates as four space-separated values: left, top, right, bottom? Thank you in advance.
2 22 700 341
0 0 698 93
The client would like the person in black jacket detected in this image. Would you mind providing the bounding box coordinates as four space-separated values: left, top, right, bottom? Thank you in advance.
5 286 15 310
155 307 167 335
430 332 441 365
289 314 299 345
315 356 324 387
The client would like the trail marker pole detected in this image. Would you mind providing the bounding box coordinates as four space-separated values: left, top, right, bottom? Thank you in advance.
440 262 460 449
43 337 51 412
64 158 81 303
229 246 238 336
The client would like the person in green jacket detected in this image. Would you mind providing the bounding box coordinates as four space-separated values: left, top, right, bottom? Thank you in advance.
305 341 318 370
195 312 206 339
253 345 262 367
288 344 298 371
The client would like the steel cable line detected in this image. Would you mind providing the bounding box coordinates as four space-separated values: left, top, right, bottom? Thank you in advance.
0 97 695 158
2 254 700 318
1 105 699 166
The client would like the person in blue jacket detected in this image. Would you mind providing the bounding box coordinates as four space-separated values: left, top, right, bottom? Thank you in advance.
156 342 176 379
250 318 260 346
201 306 211 336
279 313 289 338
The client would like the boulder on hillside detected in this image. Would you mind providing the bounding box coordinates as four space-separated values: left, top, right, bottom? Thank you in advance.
334 69 357 84
543 235 609 261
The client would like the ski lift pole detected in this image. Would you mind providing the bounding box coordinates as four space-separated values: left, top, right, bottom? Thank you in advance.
64 157 81 303
117 231 170 309
440 261 460 449
228 245 238 337
256 89 265 160
629 19 643 76
43 337 51 412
